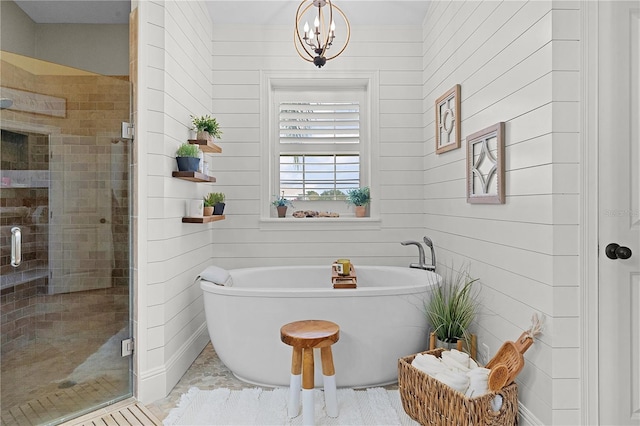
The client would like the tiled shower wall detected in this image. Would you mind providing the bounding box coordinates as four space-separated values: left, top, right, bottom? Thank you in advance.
0 57 130 355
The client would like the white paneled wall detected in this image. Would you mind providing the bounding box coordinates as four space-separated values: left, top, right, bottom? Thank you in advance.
135 1 586 422
209 23 427 269
136 0 214 403
422 1 580 424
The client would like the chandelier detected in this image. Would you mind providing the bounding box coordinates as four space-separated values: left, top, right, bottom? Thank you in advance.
294 0 350 68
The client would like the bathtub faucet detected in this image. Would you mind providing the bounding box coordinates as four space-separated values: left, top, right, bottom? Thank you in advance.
401 237 436 271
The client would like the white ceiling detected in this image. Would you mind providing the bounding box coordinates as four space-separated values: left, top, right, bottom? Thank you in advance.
14 0 430 26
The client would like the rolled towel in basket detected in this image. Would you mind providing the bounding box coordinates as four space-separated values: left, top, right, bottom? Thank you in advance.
448 349 471 367
411 353 446 376
465 367 490 398
199 265 233 286
434 370 469 394
441 351 471 372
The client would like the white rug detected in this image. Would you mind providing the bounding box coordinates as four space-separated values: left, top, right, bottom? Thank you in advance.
163 387 419 426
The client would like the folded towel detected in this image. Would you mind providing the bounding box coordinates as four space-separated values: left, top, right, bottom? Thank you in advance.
199 265 233 286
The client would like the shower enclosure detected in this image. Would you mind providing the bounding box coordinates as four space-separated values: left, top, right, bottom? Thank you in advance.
0 51 133 425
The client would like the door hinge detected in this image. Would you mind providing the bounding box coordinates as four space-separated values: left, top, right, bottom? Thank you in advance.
121 122 135 140
121 337 134 357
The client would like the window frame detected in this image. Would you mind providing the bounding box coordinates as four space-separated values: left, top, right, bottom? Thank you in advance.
260 71 380 224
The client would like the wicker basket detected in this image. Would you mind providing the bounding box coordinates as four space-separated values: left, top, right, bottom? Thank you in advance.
398 348 519 425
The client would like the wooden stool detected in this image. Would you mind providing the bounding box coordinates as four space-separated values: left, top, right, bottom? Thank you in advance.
280 320 340 425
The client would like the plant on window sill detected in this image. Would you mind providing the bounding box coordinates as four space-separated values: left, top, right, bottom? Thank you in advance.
271 192 294 218
345 186 370 217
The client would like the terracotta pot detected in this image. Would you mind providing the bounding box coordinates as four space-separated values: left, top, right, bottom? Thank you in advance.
276 206 287 218
355 205 367 217
196 130 213 141
203 206 214 216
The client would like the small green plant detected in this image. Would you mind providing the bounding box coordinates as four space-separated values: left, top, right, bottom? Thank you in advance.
271 191 294 207
204 192 225 207
191 114 222 139
176 143 200 158
427 263 479 345
345 186 370 206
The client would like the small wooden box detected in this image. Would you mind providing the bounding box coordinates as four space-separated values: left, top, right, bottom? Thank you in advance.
332 263 357 288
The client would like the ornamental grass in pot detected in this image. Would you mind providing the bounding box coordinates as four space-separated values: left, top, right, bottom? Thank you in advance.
426 263 479 352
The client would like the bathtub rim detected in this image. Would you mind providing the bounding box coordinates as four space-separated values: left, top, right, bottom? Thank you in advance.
200 265 440 298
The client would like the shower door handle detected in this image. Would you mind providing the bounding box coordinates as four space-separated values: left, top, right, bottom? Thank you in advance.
11 227 22 267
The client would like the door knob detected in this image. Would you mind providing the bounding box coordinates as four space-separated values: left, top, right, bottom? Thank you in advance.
605 243 633 260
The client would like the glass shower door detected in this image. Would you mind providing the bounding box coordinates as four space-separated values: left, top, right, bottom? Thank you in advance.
0 52 133 425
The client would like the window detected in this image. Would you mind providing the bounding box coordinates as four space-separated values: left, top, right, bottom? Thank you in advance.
262 73 378 222
274 90 367 205
279 99 361 200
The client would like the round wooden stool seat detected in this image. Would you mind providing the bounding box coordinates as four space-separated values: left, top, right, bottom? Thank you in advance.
280 320 340 425
280 320 340 348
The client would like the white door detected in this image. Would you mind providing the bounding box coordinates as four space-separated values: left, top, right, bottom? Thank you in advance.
598 1 640 424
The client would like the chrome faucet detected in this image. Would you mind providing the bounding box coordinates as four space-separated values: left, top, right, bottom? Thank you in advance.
401 237 436 271
423 236 437 268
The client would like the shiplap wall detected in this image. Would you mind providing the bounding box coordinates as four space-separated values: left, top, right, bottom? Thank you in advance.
208 24 427 268
422 1 581 424
136 0 214 403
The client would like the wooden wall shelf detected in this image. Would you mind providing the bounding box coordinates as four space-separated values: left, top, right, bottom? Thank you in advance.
172 171 216 182
188 139 222 153
182 215 225 223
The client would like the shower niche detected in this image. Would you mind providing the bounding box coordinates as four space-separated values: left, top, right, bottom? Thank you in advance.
1 129 50 298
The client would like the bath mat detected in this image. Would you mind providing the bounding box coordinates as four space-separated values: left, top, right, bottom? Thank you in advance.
163 387 419 426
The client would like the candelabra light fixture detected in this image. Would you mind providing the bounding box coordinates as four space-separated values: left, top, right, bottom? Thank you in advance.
294 0 350 68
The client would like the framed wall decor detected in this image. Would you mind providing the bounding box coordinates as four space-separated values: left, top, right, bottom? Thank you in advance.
466 122 505 204
435 84 461 154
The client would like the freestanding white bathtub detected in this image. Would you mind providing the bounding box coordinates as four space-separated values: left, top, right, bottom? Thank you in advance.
200 265 440 388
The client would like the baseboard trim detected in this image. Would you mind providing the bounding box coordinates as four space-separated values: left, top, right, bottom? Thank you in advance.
137 322 210 404
519 402 544 426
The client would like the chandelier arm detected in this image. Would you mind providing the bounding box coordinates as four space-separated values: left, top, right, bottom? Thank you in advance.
324 4 350 60
317 0 333 58
294 1 317 60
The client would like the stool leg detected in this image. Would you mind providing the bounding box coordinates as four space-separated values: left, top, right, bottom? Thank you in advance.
321 346 338 417
302 348 315 426
288 347 302 418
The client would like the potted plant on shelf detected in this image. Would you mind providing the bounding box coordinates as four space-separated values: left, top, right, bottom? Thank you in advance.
212 192 226 215
426 264 479 353
203 193 215 216
176 143 201 172
346 186 370 217
191 114 222 141
272 192 294 218
204 192 225 216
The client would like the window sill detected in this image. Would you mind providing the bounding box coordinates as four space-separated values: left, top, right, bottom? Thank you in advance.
259 216 381 231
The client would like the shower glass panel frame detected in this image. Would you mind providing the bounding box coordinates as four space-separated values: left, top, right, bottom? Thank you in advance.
0 51 133 426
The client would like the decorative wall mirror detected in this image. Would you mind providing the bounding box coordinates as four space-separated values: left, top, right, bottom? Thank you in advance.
435 84 461 154
466 122 505 204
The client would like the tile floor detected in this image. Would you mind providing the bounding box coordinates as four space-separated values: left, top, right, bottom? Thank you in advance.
0 287 130 426
144 343 253 421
